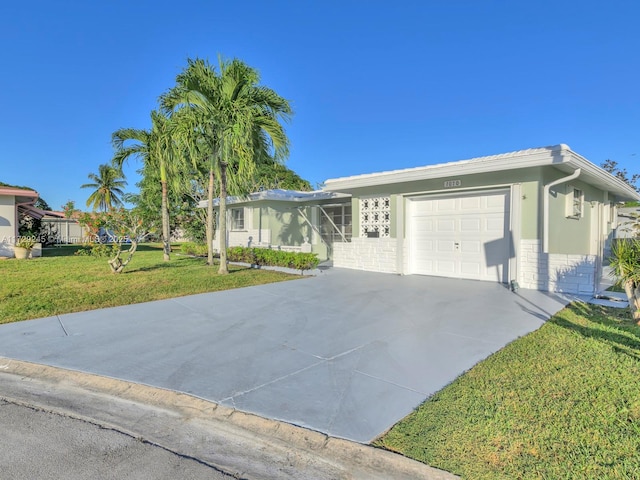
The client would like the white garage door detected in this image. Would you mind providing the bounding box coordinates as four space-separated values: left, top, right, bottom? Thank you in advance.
409 190 511 282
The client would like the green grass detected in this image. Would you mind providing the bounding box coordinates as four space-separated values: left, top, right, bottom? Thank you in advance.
0 244 299 324
376 302 640 479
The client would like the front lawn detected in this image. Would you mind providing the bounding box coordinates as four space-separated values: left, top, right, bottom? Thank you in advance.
376 302 640 479
0 244 298 324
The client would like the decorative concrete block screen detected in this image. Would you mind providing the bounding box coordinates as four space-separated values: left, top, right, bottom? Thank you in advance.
360 196 391 238
519 240 597 294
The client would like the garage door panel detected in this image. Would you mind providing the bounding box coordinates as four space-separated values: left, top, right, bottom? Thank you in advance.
410 190 510 282
435 260 456 274
460 240 481 254
436 219 455 232
486 194 507 209
460 262 481 275
436 240 455 253
486 217 505 233
460 218 481 232
435 198 456 213
460 196 482 210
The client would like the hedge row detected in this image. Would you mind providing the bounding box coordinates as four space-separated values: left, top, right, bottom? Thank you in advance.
180 242 208 256
227 246 319 271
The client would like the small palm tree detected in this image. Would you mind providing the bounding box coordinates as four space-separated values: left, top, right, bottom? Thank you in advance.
112 110 189 262
81 164 127 212
162 57 292 273
610 239 640 323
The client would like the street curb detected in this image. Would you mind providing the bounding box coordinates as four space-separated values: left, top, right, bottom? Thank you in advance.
0 358 459 480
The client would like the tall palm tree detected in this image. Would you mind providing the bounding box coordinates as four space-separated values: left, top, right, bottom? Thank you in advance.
162 57 292 273
81 164 127 212
112 110 185 262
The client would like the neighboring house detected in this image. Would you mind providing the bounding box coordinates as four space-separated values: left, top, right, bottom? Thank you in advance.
615 207 640 239
0 186 39 257
38 210 87 244
207 145 640 295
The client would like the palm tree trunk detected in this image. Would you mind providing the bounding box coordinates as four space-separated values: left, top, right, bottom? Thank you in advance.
623 280 640 323
630 282 640 324
161 180 171 262
206 167 215 266
218 161 229 275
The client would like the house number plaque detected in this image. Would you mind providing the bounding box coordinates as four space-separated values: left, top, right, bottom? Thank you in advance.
444 179 461 188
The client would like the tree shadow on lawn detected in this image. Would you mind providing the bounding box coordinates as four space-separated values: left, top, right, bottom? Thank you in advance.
127 259 252 275
43 243 164 258
551 302 640 361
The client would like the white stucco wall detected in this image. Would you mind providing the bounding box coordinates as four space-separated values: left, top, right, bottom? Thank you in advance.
0 195 16 257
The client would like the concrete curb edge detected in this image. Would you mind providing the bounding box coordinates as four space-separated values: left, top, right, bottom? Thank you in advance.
0 357 458 480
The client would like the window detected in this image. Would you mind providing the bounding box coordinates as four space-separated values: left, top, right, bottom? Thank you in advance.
566 185 583 218
231 208 245 230
320 204 352 242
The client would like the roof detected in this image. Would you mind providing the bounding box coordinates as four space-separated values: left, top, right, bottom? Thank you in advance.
0 186 38 203
18 206 68 220
322 144 640 202
198 189 350 208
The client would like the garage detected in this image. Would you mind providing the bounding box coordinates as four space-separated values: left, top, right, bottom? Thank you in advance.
408 189 511 282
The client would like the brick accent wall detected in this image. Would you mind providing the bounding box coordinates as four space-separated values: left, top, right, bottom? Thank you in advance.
333 237 398 274
519 240 597 294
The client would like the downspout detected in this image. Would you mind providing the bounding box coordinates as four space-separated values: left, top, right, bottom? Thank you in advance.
543 168 581 253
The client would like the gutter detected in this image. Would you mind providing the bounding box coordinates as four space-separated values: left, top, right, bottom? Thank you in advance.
543 168 581 253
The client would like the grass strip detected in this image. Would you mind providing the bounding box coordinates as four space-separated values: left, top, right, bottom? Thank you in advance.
0 244 298 324
376 302 640 479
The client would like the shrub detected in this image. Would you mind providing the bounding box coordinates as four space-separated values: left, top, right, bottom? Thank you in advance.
226 246 319 272
180 242 208 257
74 243 119 258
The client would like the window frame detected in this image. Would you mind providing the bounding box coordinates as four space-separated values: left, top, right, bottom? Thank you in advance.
566 185 584 219
230 207 245 231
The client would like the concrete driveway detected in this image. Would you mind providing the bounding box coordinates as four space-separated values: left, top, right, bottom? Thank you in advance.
0 269 571 443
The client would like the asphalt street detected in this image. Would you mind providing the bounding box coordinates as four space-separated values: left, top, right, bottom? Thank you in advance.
0 399 233 480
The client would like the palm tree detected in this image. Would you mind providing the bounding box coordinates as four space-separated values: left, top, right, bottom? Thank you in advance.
112 110 186 262
162 57 292 273
81 164 127 212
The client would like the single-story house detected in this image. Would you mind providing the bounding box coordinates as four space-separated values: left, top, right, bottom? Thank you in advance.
208 145 640 295
0 186 39 257
615 206 640 239
38 210 87 245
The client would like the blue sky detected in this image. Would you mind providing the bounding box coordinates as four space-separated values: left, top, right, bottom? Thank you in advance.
1 1 638 210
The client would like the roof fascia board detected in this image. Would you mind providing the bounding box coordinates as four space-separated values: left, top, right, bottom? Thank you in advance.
0 187 38 197
323 148 560 190
563 150 640 201
198 190 351 209
322 145 640 201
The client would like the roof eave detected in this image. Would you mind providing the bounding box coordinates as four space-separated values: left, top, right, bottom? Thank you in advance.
0 187 38 199
323 147 564 191
322 145 640 202
198 190 351 208
564 152 640 202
